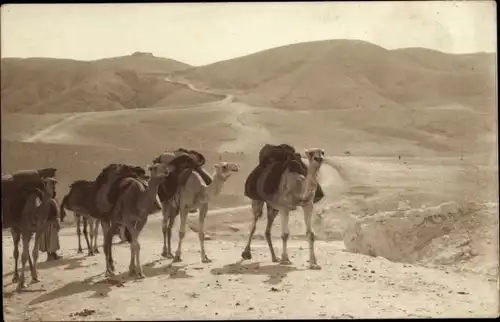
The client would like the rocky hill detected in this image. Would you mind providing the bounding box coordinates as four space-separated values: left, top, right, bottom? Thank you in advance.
0 54 211 114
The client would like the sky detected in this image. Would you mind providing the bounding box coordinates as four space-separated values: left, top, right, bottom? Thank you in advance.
1 1 496 66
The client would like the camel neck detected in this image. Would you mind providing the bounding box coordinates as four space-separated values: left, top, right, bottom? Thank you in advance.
300 161 320 201
205 172 226 199
139 177 161 215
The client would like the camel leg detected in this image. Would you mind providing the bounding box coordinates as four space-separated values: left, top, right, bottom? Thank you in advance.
82 216 93 256
31 226 44 283
265 203 280 263
161 205 174 258
102 220 116 277
173 208 188 263
280 210 292 265
241 200 264 260
92 220 100 254
198 204 211 263
11 228 21 283
17 233 32 291
165 214 176 259
126 220 146 278
303 203 320 269
76 214 83 253
134 220 147 278
88 217 97 255
126 222 137 276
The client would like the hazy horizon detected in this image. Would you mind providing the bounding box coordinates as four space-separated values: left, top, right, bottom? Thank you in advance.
1 2 496 66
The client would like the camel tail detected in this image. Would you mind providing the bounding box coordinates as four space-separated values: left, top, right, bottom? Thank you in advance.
59 195 68 222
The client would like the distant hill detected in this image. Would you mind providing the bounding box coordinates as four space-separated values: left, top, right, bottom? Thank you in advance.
0 53 212 114
92 51 191 74
174 39 496 112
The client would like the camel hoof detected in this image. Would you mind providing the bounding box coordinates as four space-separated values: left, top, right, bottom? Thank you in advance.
31 278 40 284
77 248 83 254
272 257 280 263
16 282 27 291
202 257 212 263
105 270 115 277
12 275 19 283
172 256 182 263
280 259 292 265
309 263 322 270
136 272 146 279
94 248 100 254
88 252 95 257
241 250 252 260
161 251 173 259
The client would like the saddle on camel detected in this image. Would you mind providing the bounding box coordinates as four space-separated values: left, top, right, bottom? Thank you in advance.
244 144 325 203
2 168 58 228
153 148 213 207
60 164 151 223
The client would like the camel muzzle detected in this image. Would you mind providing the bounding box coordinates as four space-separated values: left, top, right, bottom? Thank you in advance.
313 156 324 163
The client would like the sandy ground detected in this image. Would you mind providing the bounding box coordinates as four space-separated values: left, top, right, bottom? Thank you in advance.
2 212 498 320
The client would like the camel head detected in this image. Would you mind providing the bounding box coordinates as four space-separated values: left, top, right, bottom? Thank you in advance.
304 148 325 167
147 163 171 179
213 162 239 181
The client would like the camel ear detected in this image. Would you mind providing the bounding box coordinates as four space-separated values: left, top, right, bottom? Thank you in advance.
146 164 153 171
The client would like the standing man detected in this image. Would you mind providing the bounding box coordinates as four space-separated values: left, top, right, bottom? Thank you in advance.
39 198 63 261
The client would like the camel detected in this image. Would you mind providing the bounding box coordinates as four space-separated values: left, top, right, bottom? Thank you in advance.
241 148 325 269
4 178 59 290
60 166 160 256
102 162 171 278
161 161 240 263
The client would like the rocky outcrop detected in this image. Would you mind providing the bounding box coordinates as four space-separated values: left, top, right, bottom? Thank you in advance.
342 201 462 263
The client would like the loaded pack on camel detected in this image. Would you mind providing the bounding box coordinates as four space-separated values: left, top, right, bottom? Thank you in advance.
2 168 57 228
244 144 324 203
153 148 212 206
60 164 150 222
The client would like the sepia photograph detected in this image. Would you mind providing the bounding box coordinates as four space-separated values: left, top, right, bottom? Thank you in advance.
1 1 498 319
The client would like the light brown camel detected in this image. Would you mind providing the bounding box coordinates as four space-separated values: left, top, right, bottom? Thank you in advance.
102 162 171 278
7 178 58 290
241 148 325 269
161 161 240 263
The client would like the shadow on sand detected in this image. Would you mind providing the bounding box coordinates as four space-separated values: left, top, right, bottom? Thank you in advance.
28 260 192 306
3 255 88 280
210 260 302 285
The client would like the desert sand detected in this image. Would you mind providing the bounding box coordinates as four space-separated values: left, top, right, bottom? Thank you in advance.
2 40 498 319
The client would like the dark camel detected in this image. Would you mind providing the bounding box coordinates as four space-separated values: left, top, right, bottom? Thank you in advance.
4 178 59 290
103 163 170 278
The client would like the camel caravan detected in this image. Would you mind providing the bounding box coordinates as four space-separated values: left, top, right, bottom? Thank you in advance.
1 143 325 290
